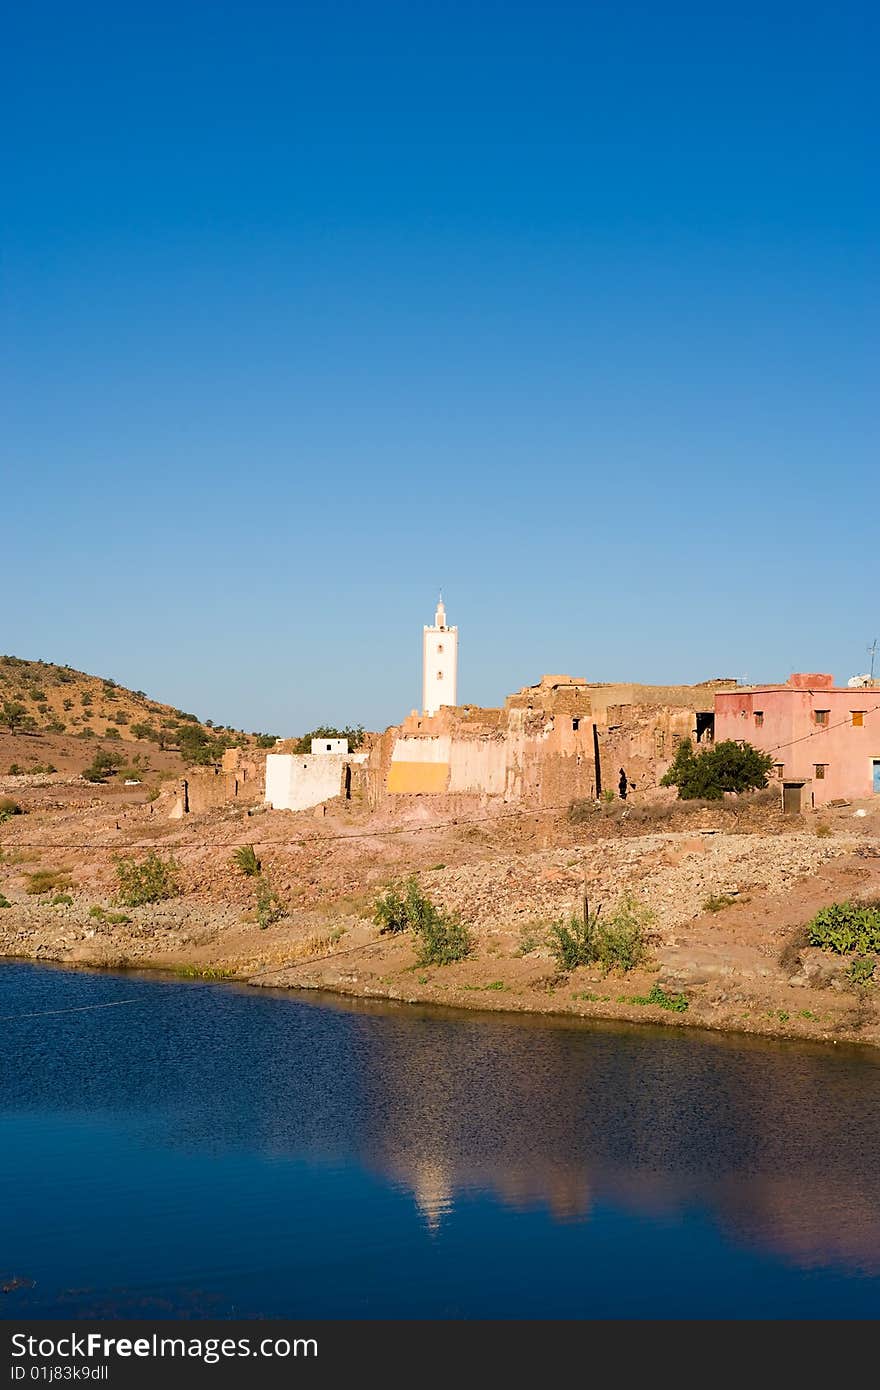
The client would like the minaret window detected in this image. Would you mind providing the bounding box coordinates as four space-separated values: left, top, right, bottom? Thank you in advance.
437 671 443 680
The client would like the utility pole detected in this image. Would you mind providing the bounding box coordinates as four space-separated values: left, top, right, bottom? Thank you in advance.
869 638 878 683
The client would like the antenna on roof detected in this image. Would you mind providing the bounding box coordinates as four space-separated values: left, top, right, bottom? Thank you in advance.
869 638 878 682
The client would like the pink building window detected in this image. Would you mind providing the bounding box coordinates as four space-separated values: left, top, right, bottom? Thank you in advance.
815 764 827 779
852 711 865 727
754 711 764 727
814 710 830 726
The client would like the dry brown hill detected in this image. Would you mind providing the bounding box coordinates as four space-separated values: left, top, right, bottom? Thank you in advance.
0 654 271 778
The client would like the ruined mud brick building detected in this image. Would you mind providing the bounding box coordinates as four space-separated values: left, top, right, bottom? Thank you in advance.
366 674 736 809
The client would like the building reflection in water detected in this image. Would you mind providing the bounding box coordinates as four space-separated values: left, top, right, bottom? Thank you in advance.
323 997 880 1271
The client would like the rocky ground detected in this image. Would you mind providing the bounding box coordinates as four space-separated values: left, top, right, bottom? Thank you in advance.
2 768 880 1047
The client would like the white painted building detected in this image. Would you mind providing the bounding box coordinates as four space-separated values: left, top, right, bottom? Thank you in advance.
310 737 349 755
265 753 348 812
422 596 458 716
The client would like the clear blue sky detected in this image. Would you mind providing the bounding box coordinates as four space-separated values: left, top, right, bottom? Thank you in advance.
3 1 876 733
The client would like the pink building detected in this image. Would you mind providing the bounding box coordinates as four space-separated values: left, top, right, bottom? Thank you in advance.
714 674 880 811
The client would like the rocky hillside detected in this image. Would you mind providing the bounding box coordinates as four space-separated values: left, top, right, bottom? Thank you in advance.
0 654 273 776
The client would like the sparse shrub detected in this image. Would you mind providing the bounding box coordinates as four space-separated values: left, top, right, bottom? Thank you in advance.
50 894 74 907
567 798 596 825
103 727 122 740
703 893 737 913
806 900 880 955
254 734 279 749
115 852 180 906
0 893 9 908
255 873 284 929
80 692 92 706
550 894 652 974
415 910 471 966
601 788 616 803
233 844 261 876
549 913 598 971
373 876 471 964
25 869 72 896
374 877 436 935
848 956 876 987
45 721 65 734
815 823 832 838
0 797 23 821
661 738 774 801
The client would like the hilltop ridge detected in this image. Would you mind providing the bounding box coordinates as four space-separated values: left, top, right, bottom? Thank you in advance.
0 654 274 777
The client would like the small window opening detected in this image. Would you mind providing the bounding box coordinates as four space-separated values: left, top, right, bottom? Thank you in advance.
572 718 580 731
814 764 827 779
775 763 784 778
754 711 764 727
437 670 443 680
852 711 865 727
814 709 830 726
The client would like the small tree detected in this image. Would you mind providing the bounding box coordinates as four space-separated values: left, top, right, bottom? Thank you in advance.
83 748 124 783
660 738 773 801
2 700 26 733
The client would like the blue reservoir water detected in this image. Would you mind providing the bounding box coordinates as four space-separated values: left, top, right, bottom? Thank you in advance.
1 961 879 1318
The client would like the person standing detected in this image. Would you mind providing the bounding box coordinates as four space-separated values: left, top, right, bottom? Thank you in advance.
618 768 628 800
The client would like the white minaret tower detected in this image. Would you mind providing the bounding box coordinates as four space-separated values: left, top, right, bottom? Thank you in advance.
422 594 458 715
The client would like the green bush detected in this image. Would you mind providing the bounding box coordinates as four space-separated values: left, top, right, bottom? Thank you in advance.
373 877 471 965
807 900 880 955
115 852 180 906
549 894 652 974
50 894 74 907
848 956 876 987
255 873 284 929
0 893 10 908
415 911 471 966
0 797 23 821
233 844 261 876
660 738 774 801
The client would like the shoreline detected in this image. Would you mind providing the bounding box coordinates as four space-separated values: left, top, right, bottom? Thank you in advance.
2 938 876 1052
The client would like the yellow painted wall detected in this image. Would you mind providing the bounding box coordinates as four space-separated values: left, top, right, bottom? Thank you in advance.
387 761 450 794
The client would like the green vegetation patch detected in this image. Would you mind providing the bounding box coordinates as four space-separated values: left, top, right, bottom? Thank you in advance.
806 900 880 956
549 894 652 975
625 983 689 1013
115 852 180 907
373 876 471 966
